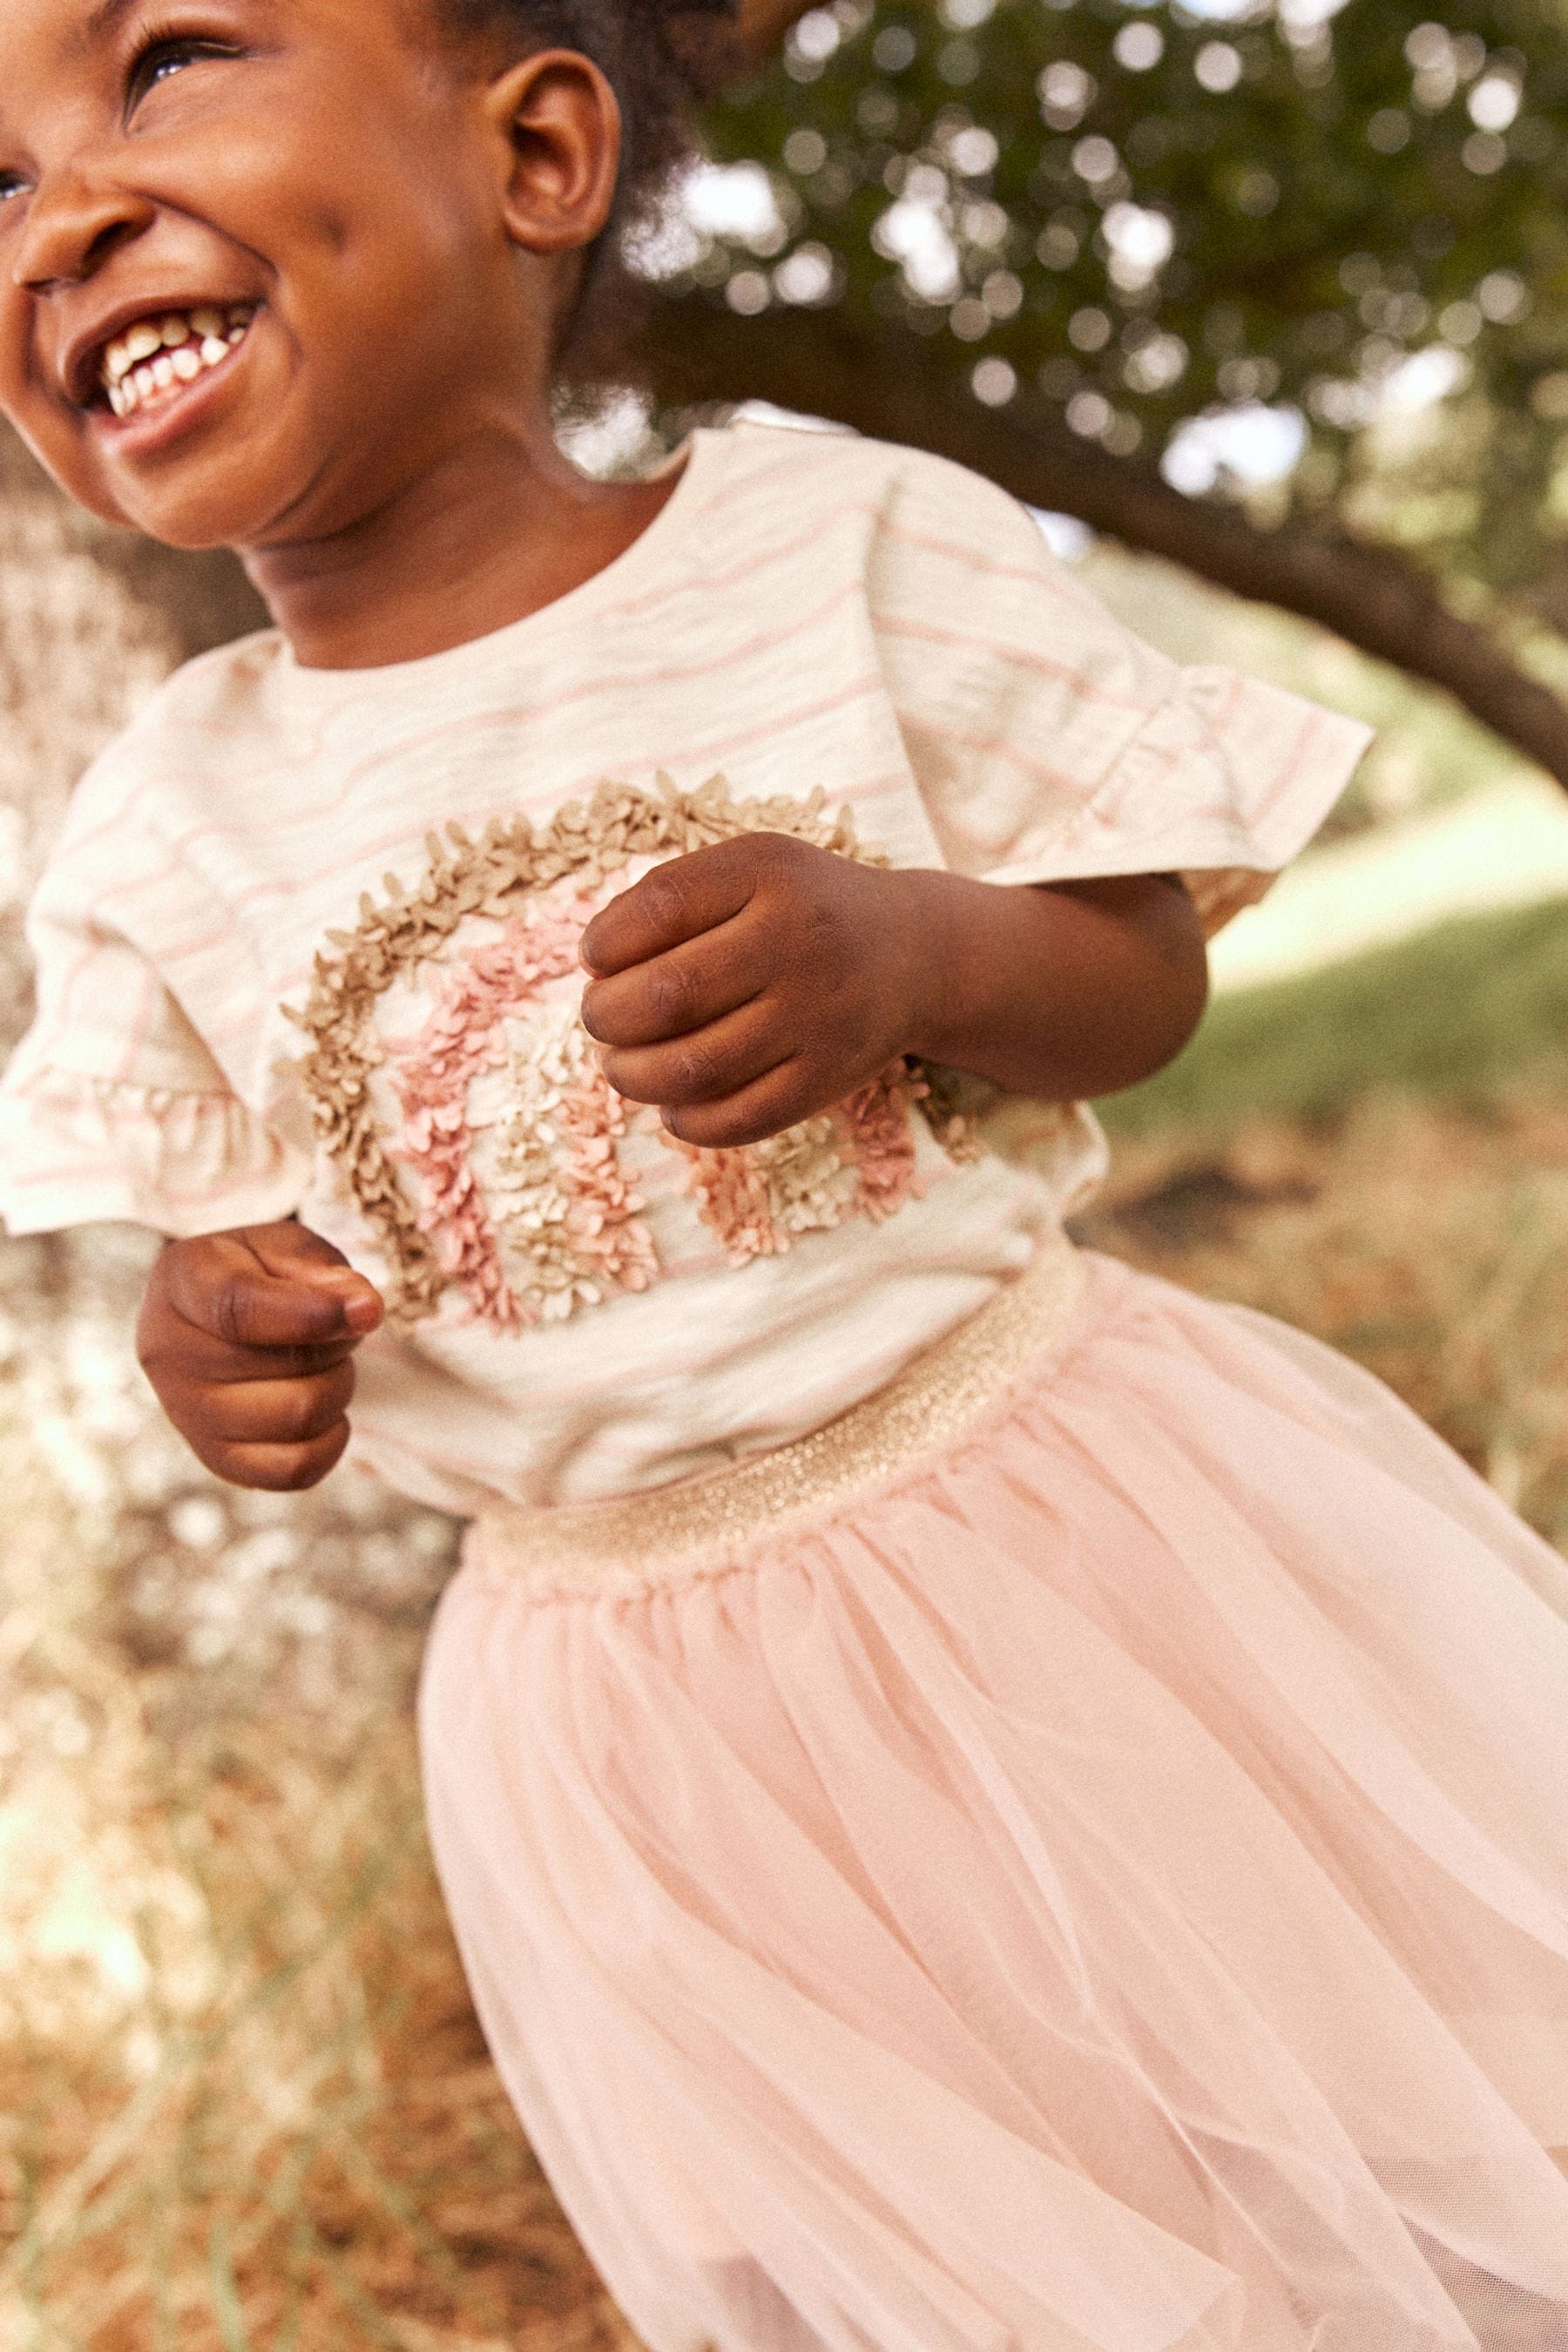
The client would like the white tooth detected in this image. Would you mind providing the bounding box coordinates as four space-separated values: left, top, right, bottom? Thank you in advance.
119 375 140 414
161 314 191 347
107 382 127 417
226 327 247 346
134 365 158 398
190 307 225 341
106 343 134 383
172 346 202 382
126 321 163 362
199 336 229 367
152 355 176 389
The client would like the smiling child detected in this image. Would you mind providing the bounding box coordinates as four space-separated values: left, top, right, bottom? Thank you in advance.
2 3 1567 2346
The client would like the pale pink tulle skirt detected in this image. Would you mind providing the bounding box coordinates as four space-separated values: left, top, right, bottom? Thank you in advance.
417 1243 1568 2352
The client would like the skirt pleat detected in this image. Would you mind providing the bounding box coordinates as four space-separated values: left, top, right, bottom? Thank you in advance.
418 1251 1568 2351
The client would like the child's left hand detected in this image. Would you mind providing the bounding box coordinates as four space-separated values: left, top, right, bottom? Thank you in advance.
579 835 932 1149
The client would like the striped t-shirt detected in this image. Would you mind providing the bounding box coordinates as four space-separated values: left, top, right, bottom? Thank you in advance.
0 420 1370 1512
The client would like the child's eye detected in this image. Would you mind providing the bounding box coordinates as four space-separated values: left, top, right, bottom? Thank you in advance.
125 34 232 112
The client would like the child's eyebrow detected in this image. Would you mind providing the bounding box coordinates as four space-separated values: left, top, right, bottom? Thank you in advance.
80 0 148 42
72 0 271 59
77 0 266 46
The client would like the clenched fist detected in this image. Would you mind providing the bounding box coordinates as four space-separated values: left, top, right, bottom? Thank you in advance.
579 833 936 1149
136 1220 384 1491
582 841 1211 1127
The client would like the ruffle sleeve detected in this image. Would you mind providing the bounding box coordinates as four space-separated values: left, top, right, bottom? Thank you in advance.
972 663 1375 942
870 450 1374 936
0 1067 310 1240
0 824 311 1240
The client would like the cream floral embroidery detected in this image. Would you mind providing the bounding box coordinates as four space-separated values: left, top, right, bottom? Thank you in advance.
287 774 981 1330
490 1002 659 1324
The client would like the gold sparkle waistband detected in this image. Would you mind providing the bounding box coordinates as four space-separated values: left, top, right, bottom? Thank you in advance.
466 1233 1088 1598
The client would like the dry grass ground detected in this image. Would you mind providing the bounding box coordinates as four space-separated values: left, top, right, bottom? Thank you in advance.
1088 1084 1568 1552
3 1072 1568 2349
0 1235 645 2352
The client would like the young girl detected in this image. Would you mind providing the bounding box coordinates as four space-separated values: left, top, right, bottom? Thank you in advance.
2 0 1565 2342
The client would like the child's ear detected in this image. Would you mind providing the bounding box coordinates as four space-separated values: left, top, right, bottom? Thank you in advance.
483 50 623 258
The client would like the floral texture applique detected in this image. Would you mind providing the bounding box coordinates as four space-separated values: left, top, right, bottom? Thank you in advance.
384 907 650 1331
668 1063 934 1269
489 1003 659 1325
287 774 983 1331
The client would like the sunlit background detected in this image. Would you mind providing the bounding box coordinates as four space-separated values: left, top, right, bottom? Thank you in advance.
4 1 1568 2343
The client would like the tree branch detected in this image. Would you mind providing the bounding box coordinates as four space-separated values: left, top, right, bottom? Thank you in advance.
649 297 1568 791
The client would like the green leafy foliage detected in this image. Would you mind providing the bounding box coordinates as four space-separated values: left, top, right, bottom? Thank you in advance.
1102 888 1568 1134
696 1 1568 602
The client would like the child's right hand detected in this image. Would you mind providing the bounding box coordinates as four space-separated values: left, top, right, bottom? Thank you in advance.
135 1222 385 1492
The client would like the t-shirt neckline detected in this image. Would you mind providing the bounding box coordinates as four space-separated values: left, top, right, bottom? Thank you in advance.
273 429 714 700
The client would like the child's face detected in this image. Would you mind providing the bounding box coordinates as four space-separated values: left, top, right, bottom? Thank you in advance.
0 0 563 551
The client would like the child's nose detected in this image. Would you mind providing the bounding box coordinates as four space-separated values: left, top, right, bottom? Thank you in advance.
13 163 153 294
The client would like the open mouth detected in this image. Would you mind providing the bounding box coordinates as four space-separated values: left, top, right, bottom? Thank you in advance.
98 304 257 421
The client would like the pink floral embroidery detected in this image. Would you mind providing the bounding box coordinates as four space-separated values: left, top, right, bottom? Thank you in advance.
389 910 585 1329
292 780 975 1330
672 1140 781 1269
841 1062 929 1225
667 1063 928 1268
391 913 936 1321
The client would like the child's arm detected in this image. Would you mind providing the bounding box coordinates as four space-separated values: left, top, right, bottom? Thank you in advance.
136 1222 384 1491
138 841 1200 1490
580 836 1208 1152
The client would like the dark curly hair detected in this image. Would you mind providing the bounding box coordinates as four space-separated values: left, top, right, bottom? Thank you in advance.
440 0 741 391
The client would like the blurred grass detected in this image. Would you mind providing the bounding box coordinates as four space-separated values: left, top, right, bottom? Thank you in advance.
1102 892 1568 1141
1078 1087 1568 1565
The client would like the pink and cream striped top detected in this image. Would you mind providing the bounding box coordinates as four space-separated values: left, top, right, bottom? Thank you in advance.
0 419 1370 1511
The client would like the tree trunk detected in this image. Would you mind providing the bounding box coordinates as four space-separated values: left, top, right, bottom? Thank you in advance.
649 298 1568 792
